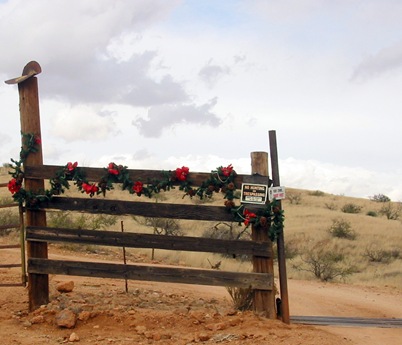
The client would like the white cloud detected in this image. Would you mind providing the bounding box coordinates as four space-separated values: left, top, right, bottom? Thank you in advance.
51 105 115 141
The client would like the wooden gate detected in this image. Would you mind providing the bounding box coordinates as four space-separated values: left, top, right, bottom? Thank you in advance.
5 61 289 322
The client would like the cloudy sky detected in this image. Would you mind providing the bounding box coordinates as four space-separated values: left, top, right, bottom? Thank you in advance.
1 0 402 200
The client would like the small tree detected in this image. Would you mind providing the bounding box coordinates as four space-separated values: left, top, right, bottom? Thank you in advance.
369 194 391 202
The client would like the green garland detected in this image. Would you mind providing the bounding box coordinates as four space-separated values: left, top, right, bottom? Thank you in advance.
7 133 284 241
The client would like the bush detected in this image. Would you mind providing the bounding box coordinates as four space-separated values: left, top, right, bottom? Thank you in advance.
378 202 402 220
366 210 378 217
143 217 183 236
203 222 250 241
328 218 356 240
341 203 362 214
293 240 357 281
363 245 400 263
226 286 253 311
309 190 325 197
287 192 302 205
370 194 391 202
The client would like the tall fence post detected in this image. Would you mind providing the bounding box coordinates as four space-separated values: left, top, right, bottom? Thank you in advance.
250 151 276 318
269 130 290 323
15 61 49 310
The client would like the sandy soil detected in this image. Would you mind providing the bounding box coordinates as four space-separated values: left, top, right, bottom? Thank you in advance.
1 247 401 345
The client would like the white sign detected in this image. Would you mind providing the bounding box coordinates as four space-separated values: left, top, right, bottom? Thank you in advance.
240 183 268 205
269 186 286 201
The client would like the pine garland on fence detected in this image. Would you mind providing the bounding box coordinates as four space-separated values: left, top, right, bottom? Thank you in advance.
7 133 284 241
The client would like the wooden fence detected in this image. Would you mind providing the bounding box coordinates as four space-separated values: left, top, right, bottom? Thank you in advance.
24 164 275 315
6 61 289 322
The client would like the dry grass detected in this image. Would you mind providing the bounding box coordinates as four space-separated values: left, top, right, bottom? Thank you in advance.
0 169 401 289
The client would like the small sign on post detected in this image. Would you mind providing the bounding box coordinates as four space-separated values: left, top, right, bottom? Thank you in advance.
268 186 286 201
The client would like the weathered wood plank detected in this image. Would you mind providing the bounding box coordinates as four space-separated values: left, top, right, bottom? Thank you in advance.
0 204 19 209
28 258 273 290
26 226 272 258
24 165 255 187
0 224 20 231
39 196 238 221
0 244 21 249
0 263 21 268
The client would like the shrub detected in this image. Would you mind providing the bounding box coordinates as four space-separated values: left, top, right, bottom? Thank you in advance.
341 203 362 214
144 217 183 236
363 245 400 263
293 240 357 281
370 194 391 202
378 202 402 220
309 190 325 197
203 222 250 241
287 192 302 205
366 210 378 217
328 218 356 240
226 286 253 311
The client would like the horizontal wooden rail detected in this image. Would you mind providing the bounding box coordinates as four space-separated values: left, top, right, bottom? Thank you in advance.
24 165 266 187
28 258 273 290
40 196 238 221
0 224 20 231
26 226 272 258
0 263 21 268
0 182 9 188
0 204 19 209
0 244 20 249
0 283 25 287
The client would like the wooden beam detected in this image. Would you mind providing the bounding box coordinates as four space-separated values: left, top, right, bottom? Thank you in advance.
250 152 276 318
28 258 273 290
26 226 272 258
18 64 49 311
40 196 236 221
24 165 250 187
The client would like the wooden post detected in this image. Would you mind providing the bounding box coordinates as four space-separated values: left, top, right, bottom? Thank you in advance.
250 151 276 318
269 130 290 323
17 62 49 310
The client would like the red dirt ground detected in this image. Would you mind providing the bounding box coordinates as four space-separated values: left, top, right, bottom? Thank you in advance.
1 247 401 345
